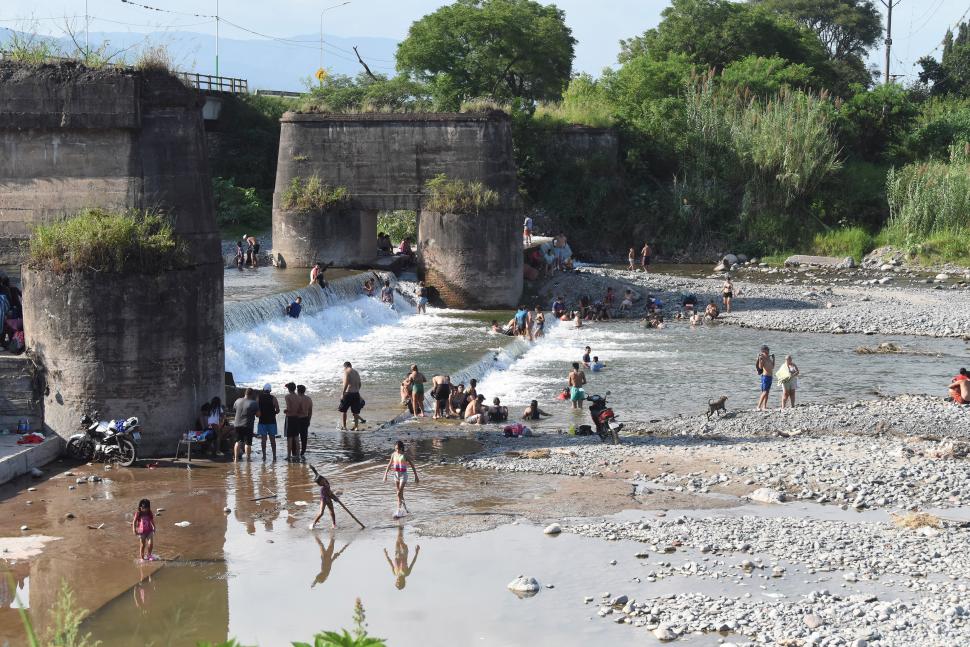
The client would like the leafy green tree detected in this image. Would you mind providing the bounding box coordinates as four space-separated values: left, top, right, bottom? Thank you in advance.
919 23 970 97
396 0 576 110
720 55 815 96
836 82 919 162
618 0 827 73
749 0 881 64
302 73 433 112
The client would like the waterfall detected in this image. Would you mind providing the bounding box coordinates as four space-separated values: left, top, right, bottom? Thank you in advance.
224 271 397 335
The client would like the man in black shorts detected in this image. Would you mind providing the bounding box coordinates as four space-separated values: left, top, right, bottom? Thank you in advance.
232 387 259 461
339 361 366 431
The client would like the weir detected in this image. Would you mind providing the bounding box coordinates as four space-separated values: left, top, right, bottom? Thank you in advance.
224 271 396 334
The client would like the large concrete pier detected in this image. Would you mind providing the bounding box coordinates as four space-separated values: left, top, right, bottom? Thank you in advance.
0 62 224 455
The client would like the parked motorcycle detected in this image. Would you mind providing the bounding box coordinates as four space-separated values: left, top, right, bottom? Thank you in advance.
65 414 142 467
586 392 623 444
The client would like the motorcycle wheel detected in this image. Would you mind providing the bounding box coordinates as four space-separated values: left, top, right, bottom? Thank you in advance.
66 437 93 461
115 438 137 467
609 427 621 445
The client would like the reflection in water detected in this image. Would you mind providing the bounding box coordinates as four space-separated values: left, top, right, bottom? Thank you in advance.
311 532 350 589
340 431 365 463
0 563 29 611
385 527 420 590
132 563 155 612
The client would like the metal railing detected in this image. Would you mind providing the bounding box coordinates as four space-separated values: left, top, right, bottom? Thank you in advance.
177 72 248 95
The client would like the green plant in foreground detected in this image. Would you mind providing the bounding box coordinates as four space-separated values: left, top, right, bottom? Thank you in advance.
27 208 186 274
281 176 351 213
15 579 100 647
423 174 499 215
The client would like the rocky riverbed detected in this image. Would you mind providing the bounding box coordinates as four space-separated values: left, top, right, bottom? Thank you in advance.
537 264 970 338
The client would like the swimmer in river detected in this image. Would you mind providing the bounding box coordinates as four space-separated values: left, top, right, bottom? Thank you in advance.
522 399 551 420
416 281 428 314
532 306 545 339
380 280 395 309
383 440 419 519
590 356 605 372
582 346 592 367
491 320 502 333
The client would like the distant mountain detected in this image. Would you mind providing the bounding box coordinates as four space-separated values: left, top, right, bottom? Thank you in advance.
0 30 400 91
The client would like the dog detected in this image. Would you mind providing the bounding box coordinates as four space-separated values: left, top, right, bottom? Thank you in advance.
707 396 728 419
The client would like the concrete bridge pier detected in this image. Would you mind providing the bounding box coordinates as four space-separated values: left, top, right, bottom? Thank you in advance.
272 204 377 268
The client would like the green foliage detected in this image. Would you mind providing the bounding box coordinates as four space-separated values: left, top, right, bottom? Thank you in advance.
209 94 291 191
299 73 433 113
533 74 614 127
281 177 351 213
1 29 60 64
720 55 814 97
423 174 499 214
27 208 185 274
886 144 970 239
396 0 576 110
15 580 99 647
377 211 417 244
213 177 270 234
811 226 874 261
837 83 919 163
919 22 970 97
292 598 385 647
908 96 970 160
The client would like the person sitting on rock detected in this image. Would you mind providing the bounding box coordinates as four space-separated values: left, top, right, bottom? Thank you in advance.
949 368 970 404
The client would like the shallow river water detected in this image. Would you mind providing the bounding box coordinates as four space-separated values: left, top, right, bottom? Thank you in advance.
1 265 966 646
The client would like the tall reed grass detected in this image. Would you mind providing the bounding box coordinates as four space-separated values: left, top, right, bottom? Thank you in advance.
886 143 970 238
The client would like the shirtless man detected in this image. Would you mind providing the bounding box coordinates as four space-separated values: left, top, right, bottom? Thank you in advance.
568 362 587 410
430 373 452 419
522 400 551 421
408 365 427 417
756 346 776 410
464 394 488 424
339 361 365 430
640 242 651 271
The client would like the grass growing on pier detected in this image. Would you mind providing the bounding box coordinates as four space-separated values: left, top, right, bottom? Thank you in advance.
423 174 499 215
27 208 185 274
280 176 351 213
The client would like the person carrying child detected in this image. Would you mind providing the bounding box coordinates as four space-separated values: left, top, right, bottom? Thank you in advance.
131 499 156 561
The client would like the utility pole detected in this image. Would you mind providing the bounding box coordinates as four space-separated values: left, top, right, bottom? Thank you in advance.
84 0 89 55
215 0 220 77
880 0 902 85
320 2 351 80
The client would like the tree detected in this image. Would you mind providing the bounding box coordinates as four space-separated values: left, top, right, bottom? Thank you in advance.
720 55 815 96
396 0 576 110
919 23 970 97
301 73 433 112
618 0 828 73
750 0 881 62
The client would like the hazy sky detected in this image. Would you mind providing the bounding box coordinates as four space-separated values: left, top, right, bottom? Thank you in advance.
1 0 966 79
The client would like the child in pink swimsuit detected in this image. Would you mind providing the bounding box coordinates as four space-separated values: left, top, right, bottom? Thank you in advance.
131 498 156 561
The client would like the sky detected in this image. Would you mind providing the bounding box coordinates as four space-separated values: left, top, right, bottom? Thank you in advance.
0 0 967 84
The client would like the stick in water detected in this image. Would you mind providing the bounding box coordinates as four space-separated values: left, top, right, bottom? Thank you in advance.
311 465 365 529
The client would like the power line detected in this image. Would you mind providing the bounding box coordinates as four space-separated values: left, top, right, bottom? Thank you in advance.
926 2 970 57
119 0 214 19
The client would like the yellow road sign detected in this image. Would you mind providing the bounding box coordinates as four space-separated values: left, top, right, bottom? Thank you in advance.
315 68 328 82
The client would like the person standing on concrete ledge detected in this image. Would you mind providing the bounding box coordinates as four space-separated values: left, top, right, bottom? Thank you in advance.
286 296 302 319
339 362 365 431
232 388 259 462
523 216 533 246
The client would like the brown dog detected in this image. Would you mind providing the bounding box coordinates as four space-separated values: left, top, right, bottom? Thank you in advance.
707 396 728 419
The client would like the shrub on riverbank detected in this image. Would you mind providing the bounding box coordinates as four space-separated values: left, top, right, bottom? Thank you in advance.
887 144 970 238
280 176 351 213
423 174 499 215
26 208 185 274
812 227 875 263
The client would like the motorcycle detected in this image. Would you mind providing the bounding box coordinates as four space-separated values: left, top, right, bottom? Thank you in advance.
586 392 623 444
65 414 142 467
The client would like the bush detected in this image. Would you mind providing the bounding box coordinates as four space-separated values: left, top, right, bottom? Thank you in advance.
811 226 874 262
377 210 416 244
212 177 270 233
423 174 499 215
27 208 185 274
133 44 174 73
281 176 351 212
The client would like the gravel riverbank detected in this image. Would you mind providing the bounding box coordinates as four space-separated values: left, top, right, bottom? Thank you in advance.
536 265 970 338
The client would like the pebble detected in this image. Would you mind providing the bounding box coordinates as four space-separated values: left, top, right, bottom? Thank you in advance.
543 523 562 535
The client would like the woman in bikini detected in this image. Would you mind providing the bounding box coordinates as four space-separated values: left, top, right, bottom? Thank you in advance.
722 276 734 313
383 440 419 519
